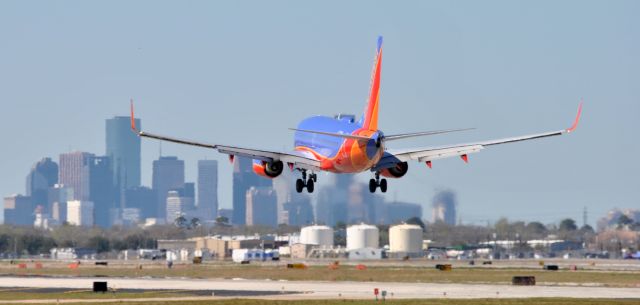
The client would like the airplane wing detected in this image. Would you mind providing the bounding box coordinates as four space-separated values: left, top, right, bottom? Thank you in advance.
377 103 582 169
129 102 321 171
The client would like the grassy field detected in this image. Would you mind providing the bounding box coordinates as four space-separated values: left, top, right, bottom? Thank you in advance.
1 262 639 287
0 298 638 305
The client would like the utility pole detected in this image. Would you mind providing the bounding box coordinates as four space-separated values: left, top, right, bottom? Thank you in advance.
583 206 588 228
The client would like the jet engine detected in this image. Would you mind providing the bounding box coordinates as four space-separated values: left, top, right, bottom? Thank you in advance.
252 160 284 178
380 161 408 178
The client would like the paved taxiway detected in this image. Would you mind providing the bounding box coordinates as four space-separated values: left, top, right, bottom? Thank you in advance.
0 276 638 299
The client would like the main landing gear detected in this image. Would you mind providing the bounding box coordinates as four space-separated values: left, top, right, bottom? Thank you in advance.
369 172 387 193
296 170 317 193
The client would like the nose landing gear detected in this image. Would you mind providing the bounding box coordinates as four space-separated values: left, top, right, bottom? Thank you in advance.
369 172 387 193
295 170 317 193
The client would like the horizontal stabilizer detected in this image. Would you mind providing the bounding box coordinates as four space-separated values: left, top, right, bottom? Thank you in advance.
384 128 475 141
289 128 372 141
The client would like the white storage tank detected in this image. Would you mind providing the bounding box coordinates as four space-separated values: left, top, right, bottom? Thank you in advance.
389 223 423 254
347 223 379 250
300 225 334 247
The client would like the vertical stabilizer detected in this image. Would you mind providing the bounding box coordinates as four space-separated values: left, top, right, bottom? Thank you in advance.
361 36 383 131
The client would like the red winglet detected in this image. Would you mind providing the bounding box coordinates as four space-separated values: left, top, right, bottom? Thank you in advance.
228 155 235 164
461 154 468 163
566 101 583 133
130 99 136 131
425 161 432 169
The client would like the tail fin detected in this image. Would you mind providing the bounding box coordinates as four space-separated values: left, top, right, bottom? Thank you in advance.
361 36 383 131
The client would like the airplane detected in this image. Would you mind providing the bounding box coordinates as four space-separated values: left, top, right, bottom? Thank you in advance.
130 36 582 194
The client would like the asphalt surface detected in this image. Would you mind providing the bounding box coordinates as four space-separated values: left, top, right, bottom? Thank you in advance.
0 276 638 300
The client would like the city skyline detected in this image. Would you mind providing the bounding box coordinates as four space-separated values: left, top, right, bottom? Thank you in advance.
1 1 638 226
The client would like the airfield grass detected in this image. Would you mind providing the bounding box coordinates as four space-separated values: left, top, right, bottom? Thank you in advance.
1 262 640 287
0 290 194 300
0 298 639 305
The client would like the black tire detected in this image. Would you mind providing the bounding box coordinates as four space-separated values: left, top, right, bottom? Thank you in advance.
306 179 315 193
380 179 388 193
295 179 304 193
369 179 377 193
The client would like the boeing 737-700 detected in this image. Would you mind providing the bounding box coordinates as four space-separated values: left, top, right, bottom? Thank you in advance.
130 36 582 193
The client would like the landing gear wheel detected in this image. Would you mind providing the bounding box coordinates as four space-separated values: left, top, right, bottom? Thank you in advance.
380 179 387 193
306 179 315 193
369 179 377 193
295 179 305 193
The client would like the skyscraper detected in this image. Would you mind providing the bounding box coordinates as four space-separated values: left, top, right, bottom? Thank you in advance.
67 200 94 227
89 156 116 227
152 156 184 219
431 190 457 225
232 157 272 225
245 187 277 227
3 195 33 226
124 186 156 219
59 152 94 201
25 157 58 213
106 116 141 192
197 160 218 221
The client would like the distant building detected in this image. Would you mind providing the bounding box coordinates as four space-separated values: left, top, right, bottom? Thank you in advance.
3 195 33 226
48 184 73 223
67 200 94 227
88 156 116 227
197 160 218 221
106 116 141 192
232 157 272 225
59 152 94 201
152 156 184 219
383 201 423 224
124 186 156 219
166 189 195 224
245 187 277 227
431 190 457 225
25 158 58 213
282 197 314 226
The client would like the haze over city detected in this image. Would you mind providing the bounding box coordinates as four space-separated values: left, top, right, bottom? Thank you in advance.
1 1 638 226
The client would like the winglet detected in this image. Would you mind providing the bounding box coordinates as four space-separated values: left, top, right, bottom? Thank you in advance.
130 99 137 131
566 101 583 133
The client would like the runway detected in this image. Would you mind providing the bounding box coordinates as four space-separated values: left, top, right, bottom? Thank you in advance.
0 276 638 300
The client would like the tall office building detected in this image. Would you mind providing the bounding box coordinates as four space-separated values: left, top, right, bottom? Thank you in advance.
106 116 141 191
152 156 184 219
282 196 314 226
382 201 423 225
67 200 94 227
124 186 156 219
166 190 195 224
26 158 58 213
48 184 73 223
89 156 116 227
431 190 457 225
197 160 218 221
232 157 272 225
59 152 94 201
245 187 277 227
3 195 33 226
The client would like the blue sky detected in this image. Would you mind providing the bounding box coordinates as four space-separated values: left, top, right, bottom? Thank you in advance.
1 1 638 226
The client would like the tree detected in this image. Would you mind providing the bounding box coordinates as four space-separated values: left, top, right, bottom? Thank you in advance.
617 215 633 229
406 217 425 230
525 221 547 237
559 218 577 231
88 236 110 253
215 216 229 225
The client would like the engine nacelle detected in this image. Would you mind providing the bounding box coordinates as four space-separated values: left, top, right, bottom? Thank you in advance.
252 160 284 178
380 161 408 178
